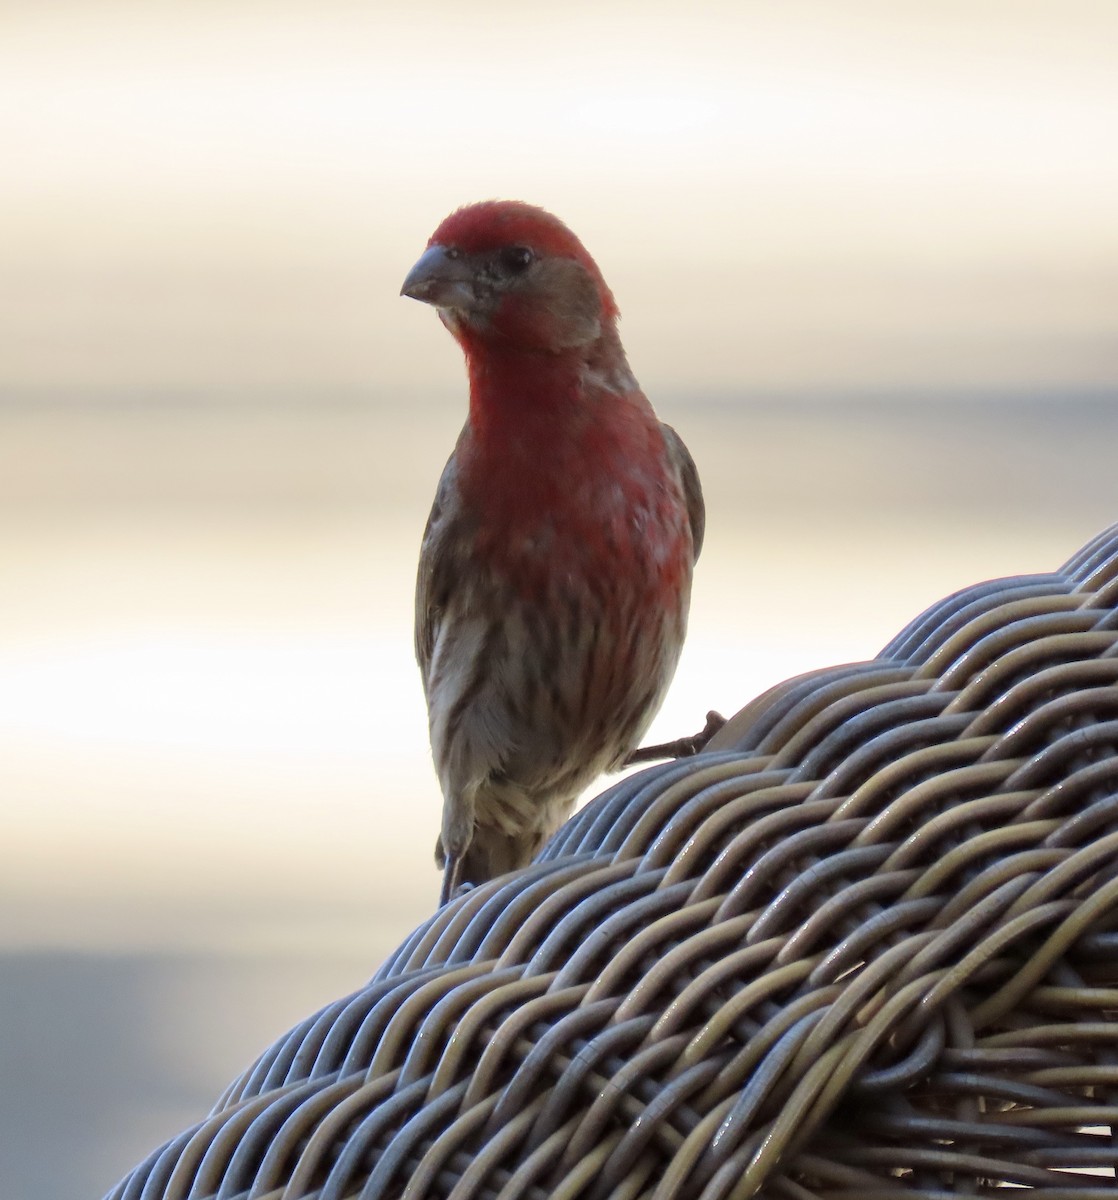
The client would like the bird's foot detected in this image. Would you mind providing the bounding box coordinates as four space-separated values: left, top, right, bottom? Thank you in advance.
624 710 726 766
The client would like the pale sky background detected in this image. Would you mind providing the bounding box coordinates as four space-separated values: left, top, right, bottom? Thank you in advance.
0 0 1116 951
1 5 1117 1194
2 0 1118 398
1 0 1117 946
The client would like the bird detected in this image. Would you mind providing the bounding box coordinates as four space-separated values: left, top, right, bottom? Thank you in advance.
401 200 706 906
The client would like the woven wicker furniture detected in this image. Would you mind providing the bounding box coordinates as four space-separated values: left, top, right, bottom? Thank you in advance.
107 523 1118 1199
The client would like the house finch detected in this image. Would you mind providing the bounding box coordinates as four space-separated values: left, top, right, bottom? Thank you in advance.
401 200 705 906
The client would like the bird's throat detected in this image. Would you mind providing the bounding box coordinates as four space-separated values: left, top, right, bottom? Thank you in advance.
464 343 586 438
455 341 677 600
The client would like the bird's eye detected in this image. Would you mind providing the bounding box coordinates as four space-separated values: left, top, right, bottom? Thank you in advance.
499 246 534 274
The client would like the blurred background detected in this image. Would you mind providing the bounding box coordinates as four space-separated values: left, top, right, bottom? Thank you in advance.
1 1 1116 1195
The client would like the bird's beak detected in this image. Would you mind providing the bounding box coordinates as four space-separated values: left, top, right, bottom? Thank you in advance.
400 245 477 310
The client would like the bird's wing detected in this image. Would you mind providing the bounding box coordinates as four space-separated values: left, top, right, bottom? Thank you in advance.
660 422 706 562
414 449 466 685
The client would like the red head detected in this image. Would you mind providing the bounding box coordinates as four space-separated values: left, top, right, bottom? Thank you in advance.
401 201 619 355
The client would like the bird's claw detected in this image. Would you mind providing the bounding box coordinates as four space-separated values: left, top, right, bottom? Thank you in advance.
624 710 726 766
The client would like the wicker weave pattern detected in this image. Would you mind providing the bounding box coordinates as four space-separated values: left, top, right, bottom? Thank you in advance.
107 524 1118 1200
